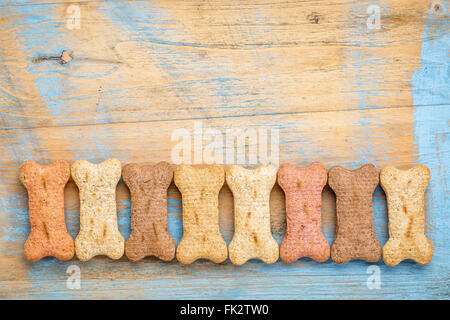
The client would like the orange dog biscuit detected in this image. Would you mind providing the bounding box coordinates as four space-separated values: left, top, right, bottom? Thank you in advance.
226 165 279 265
278 163 329 263
174 165 227 264
20 160 74 262
380 165 433 266
123 162 176 262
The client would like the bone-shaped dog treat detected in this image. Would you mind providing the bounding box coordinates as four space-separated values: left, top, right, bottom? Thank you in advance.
19 160 74 262
72 158 124 261
226 165 279 265
122 162 176 262
278 163 329 263
380 165 433 266
174 164 227 264
328 164 381 264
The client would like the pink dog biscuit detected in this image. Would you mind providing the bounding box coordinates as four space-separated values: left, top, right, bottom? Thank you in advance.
328 164 381 264
174 164 227 264
278 163 329 263
122 162 176 262
19 160 74 261
226 165 279 265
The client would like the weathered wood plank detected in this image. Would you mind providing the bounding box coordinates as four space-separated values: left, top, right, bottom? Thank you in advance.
0 0 432 129
0 0 448 299
1 105 449 299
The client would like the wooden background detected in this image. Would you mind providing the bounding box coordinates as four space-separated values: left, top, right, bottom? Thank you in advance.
0 0 448 299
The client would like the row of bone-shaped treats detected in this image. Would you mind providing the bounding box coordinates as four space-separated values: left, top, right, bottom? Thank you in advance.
19 159 433 266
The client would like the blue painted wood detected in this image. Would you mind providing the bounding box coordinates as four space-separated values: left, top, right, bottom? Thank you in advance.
0 0 448 300
412 0 450 297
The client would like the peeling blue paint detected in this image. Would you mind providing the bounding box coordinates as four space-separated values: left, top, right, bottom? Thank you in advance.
0 0 448 300
412 2 450 272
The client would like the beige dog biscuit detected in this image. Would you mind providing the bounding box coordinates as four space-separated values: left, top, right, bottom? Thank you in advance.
226 165 279 265
72 158 124 261
380 165 433 266
174 164 227 264
20 160 74 261
123 162 175 262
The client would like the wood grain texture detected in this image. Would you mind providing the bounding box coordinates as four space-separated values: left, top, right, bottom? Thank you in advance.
0 0 448 299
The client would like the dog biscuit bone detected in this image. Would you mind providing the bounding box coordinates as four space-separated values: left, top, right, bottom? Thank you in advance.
123 162 176 262
72 158 124 261
278 163 329 263
226 165 279 265
328 164 381 264
20 160 74 261
174 164 227 264
380 165 433 266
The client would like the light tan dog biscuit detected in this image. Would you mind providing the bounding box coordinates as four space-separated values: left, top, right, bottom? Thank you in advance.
20 160 74 261
72 158 124 261
380 165 433 266
226 165 279 265
174 164 227 264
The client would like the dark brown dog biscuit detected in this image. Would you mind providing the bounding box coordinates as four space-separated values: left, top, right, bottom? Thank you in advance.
278 163 329 263
19 160 74 261
328 164 381 264
123 162 176 262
